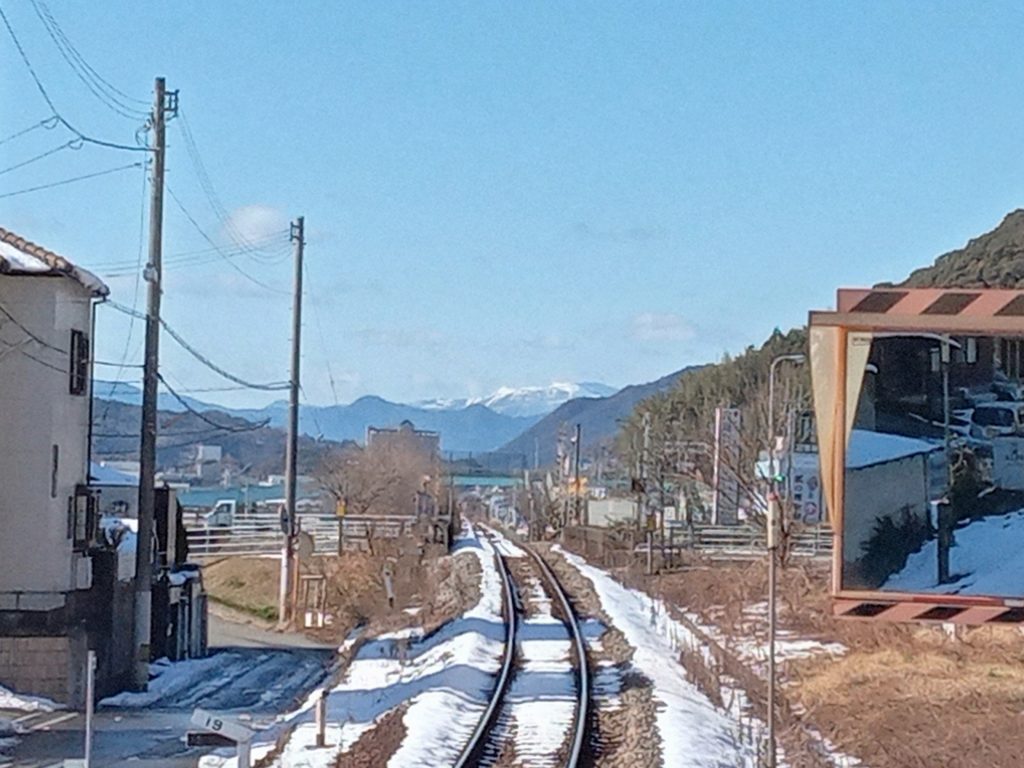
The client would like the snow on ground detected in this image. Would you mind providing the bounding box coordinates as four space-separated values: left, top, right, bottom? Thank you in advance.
554 546 758 767
884 508 1024 597
501 574 575 766
209 521 508 768
701 602 846 676
0 686 59 713
555 547 862 768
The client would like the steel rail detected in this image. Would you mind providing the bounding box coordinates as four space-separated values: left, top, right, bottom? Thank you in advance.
454 529 517 768
520 539 591 768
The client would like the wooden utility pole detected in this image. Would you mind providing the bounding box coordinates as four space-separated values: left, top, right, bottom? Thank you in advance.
572 423 582 525
279 216 304 627
134 77 175 690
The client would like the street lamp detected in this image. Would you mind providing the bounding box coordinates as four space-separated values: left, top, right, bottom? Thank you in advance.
766 352 805 768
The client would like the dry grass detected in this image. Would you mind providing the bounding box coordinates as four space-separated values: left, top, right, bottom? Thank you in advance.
203 557 281 621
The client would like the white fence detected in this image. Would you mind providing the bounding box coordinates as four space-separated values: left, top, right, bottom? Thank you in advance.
662 522 834 560
184 513 419 560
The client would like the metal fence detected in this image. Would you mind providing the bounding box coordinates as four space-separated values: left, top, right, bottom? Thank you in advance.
663 522 834 560
184 513 420 560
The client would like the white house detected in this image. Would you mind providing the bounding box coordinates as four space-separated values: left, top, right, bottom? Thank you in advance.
0 226 109 703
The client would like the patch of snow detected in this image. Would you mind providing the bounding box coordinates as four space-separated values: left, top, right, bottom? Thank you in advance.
883 507 1024 597
554 545 758 767
0 685 60 713
248 521 507 768
847 428 939 470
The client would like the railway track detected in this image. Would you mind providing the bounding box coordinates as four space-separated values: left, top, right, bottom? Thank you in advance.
456 526 590 768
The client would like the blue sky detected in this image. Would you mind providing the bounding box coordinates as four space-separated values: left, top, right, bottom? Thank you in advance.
4 1 1024 407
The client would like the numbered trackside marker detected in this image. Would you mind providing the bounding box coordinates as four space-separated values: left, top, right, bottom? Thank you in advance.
190 708 254 744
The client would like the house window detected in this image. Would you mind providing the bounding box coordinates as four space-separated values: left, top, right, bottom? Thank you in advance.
69 329 89 396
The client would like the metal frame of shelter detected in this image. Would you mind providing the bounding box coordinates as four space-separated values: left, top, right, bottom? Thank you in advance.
810 287 1024 624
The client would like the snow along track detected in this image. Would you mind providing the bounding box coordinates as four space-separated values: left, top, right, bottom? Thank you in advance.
460 526 590 768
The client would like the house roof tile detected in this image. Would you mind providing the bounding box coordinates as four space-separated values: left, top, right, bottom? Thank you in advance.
0 226 108 296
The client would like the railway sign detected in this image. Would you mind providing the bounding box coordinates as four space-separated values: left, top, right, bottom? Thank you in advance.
191 708 254 744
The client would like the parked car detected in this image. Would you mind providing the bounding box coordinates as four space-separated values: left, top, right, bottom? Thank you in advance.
969 402 1024 439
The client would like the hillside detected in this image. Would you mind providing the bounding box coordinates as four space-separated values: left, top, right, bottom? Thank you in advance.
92 398 347 477
898 209 1024 288
95 383 537 454
500 367 701 464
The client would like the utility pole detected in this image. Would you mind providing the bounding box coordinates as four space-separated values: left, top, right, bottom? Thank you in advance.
572 423 582 526
766 352 805 768
279 217 304 627
134 77 175 690
641 412 652 575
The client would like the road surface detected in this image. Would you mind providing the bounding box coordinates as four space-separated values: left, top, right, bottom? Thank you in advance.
1 614 334 767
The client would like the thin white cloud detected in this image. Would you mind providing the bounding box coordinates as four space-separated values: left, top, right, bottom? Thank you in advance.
222 204 288 246
630 312 695 343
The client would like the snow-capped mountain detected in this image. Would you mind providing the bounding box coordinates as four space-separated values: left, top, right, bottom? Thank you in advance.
419 381 617 418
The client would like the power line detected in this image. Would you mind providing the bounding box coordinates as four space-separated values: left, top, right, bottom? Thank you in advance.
0 4 150 153
164 183 290 295
96 238 291 277
29 0 149 120
157 372 271 432
0 137 82 176
306 267 341 408
0 161 143 200
0 115 58 146
89 230 290 271
0 299 65 351
102 300 291 392
176 109 285 263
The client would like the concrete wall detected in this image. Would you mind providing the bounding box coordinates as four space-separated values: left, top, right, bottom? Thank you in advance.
843 454 930 569
588 498 638 527
0 276 94 598
0 635 72 703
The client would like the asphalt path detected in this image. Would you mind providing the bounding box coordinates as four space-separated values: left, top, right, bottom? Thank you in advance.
1 614 335 767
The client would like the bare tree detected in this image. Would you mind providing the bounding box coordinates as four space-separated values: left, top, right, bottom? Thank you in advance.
318 435 440 518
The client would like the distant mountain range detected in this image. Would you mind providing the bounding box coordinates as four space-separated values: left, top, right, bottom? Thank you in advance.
94 373 695 462
94 381 538 454
500 366 703 465
417 382 617 418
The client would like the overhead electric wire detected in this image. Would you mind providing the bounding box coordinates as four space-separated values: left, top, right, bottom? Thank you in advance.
96 238 291 277
102 299 291 392
0 115 58 146
29 0 149 120
176 110 285 263
165 183 290 295
89 231 290 271
157 372 270 432
0 4 150 153
0 137 82 176
306 267 342 408
0 162 143 199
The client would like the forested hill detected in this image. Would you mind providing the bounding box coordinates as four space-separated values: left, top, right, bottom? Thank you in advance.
898 209 1024 289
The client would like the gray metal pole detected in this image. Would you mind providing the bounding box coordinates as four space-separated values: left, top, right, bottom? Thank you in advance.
765 352 805 767
84 650 95 766
134 76 168 690
279 217 304 627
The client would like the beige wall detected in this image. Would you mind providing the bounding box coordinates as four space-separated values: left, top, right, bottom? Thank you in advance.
588 498 638 527
0 276 94 597
843 453 930 566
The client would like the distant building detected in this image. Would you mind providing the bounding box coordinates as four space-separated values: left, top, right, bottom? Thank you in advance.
367 420 440 456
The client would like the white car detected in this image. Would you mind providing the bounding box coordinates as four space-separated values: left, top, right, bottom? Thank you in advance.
969 402 1024 439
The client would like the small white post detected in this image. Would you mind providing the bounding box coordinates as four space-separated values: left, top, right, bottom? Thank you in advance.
84 650 96 767
315 688 327 747
237 739 251 768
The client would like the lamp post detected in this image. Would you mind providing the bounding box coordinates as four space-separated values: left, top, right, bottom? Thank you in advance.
766 352 805 768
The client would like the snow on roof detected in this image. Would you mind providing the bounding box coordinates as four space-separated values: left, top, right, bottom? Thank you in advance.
0 227 108 296
848 428 939 470
90 461 138 487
